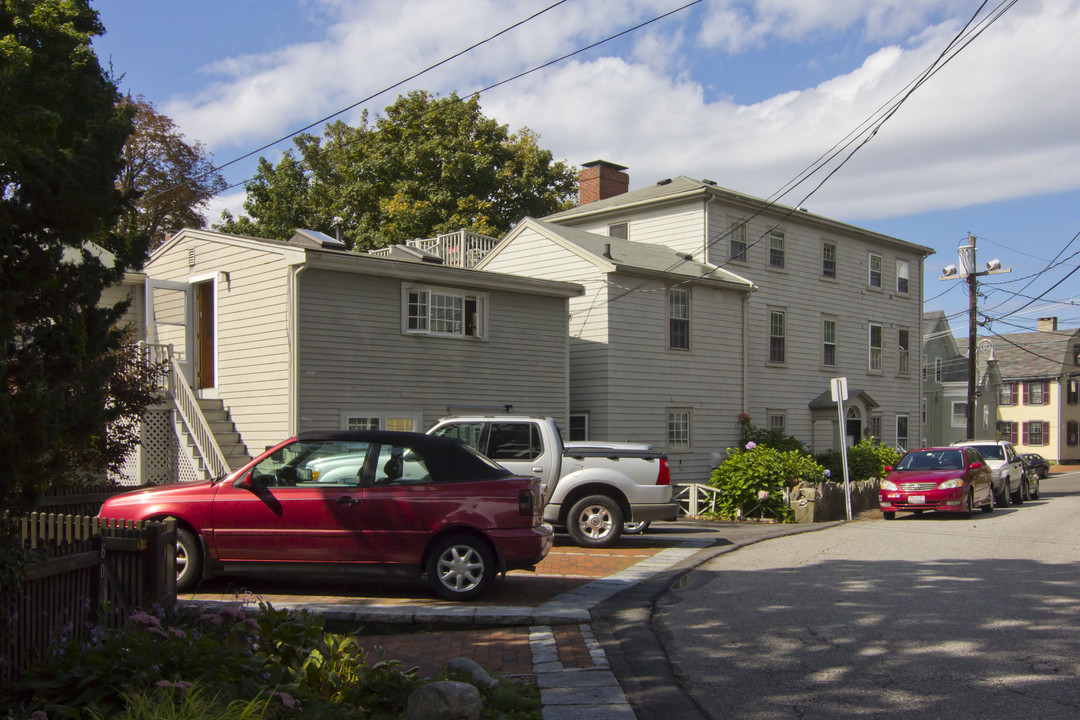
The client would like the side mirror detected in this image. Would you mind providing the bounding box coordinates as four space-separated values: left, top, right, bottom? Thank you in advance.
969 461 983 470
883 466 893 473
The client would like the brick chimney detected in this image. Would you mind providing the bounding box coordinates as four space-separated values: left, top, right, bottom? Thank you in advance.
1037 316 1058 332
578 160 629 206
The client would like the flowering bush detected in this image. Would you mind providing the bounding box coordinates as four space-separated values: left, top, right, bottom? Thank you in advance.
709 443 827 522
814 439 901 484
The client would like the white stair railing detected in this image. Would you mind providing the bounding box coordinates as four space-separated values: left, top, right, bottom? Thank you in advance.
146 343 230 479
672 483 724 517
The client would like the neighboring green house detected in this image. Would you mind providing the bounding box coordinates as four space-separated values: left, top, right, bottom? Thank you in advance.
920 311 1000 446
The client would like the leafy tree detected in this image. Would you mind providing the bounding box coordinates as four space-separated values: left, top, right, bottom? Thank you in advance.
0 0 149 515
218 90 577 249
115 95 226 246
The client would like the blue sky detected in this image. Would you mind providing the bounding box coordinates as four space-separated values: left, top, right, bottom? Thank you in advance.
91 0 1080 337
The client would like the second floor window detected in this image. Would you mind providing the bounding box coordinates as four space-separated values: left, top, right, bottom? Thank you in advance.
869 254 883 288
898 329 910 374
822 241 837 278
1025 381 1050 405
1068 378 1079 405
667 287 690 350
730 220 747 261
896 260 910 294
769 310 786 363
406 286 484 338
999 382 1017 405
935 357 942 382
769 230 785 268
869 323 883 371
823 319 837 367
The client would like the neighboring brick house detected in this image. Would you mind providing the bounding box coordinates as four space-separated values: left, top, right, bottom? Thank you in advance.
921 310 1000 446
535 161 934 461
990 317 1080 463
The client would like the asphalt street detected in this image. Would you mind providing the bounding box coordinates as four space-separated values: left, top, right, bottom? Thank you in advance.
647 470 1080 719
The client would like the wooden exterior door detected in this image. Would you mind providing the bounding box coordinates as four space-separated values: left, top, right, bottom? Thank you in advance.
196 281 215 389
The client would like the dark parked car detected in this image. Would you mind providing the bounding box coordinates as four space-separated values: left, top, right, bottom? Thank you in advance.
99 430 553 600
1022 453 1051 480
879 447 995 520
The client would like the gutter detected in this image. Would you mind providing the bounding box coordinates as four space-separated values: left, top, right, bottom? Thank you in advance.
288 262 308 436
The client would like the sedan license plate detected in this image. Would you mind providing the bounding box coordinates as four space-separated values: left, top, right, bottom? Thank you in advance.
908 495 925 505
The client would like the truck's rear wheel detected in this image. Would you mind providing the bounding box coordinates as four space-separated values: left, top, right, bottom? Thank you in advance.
567 495 624 548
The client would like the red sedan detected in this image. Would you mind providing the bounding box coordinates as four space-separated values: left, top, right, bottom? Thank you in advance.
99 430 553 600
879 446 995 520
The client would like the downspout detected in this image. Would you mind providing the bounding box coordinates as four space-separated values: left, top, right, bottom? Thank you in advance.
742 291 750 415
288 262 307 436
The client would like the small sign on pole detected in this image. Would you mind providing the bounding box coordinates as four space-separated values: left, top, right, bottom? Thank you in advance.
830 377 853 522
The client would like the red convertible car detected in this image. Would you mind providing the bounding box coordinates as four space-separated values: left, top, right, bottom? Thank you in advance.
879 446 995 520
98 430 553 600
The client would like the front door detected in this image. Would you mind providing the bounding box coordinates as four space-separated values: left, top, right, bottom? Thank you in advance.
845 407 862 447
195 280 215 389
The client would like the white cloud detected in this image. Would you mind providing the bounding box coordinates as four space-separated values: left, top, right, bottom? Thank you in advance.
163 0 1080 225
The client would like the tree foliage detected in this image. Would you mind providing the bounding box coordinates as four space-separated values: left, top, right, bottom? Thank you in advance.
217 90 577 248
116 95 226 246
0 0 150 515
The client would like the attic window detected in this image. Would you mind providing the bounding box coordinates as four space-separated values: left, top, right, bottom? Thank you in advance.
608 222 628 240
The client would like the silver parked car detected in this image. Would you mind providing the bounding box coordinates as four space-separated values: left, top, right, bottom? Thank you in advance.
951 440 1030 506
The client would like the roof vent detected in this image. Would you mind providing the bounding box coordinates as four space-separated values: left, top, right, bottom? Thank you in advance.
656 178 672 186
289 228 347 250
678 252 693 261
702 179 717 186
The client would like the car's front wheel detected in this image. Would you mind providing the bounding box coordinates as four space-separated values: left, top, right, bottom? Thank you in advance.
981 488 995 513
426 534 494 601
1012 477 1026 505
883 511 895 520
175 527 202 593
997 481 1011 508
567 495 624 548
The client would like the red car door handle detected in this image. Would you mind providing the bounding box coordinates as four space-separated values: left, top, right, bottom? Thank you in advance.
335 496 359 506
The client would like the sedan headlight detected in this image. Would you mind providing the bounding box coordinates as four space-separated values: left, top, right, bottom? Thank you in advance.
938 478 964 489
880 479 898 491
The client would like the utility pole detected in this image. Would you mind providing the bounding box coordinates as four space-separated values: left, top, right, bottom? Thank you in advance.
940 234 1010 439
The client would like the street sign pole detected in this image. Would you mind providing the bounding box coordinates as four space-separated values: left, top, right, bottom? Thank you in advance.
831 377 852 522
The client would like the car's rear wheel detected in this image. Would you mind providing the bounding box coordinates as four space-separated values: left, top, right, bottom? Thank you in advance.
1030 476 1040 500
963 491 975 519
981 488 995 513
883 511 895 520
426 534 494 601
622 521 651 535
1012 478 1026 505
567 495 624 548
175 527 202 593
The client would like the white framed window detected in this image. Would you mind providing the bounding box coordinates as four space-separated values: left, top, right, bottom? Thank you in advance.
343 413 419 432
921 398 927 423
870 415 882 440
1025 381 1049 405
869 253 882 288
667 409 691 450
869 323 883 371
898 329 910 374
951 402 967 428
768 412 786 434
823 318 837 367
729 219 747 262
667 287 690 350
569 413 589 441
896 259 910 294
1023 421 1048 446
822 241 837 279
896 415 909 452
769 309 786 364
935 357 942 382
403 285 486 339
769 230 785 268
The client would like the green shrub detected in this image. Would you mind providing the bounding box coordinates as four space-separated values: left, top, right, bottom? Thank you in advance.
814 439 901 484
738 415 807 453
709 442 827 522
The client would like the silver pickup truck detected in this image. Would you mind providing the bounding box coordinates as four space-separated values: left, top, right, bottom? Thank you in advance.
428 415 680 547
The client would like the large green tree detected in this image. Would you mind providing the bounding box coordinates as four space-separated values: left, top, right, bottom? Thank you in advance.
0 0 148 514
116 95 227 246
218 90 577 249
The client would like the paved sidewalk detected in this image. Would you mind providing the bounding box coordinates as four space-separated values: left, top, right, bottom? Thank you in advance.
183 520 826 718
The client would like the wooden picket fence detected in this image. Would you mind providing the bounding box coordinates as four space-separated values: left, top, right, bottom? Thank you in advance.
1 513 176 684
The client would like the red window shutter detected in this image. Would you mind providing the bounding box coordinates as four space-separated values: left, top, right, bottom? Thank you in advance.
1010 423 1018 444
1042 381 1051 403
1022 422 1029 444
1023 382 1030 405
1042 421 1050 446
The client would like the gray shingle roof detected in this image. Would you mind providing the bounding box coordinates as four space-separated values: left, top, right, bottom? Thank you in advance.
988 328 1080 380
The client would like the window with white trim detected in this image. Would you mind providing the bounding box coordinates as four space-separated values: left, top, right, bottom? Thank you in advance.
896 415 909 452
667 410 691 450
769 412 786 434
823 318 837 367
730 219 747 262
769 310 786 363
896 259 910 294
1023 421 1049 446
1025 381 1050 405
822 241 837 279
898 329 910 374
997 421 1017 444
344 414 418 432
869 253 882 288
404 285 485 339
870 415 882 440
667 287 690 350
769 230 785 268
869 323 883 371
951 402 967 428
999 382 1017 405
935 357 942 382
569 413 589 441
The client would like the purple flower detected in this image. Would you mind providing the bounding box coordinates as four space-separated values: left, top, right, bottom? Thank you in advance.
824 469 832 478
745 441 757 450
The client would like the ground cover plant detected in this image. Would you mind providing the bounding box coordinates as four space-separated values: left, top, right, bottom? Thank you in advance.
2 598 539 720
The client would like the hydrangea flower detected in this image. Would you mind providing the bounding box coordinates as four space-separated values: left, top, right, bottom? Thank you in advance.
757 489 770 500
745 441 757 450
824 469 832 478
